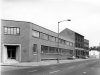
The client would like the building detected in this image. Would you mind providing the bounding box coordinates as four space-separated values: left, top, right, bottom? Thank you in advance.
1 20 75 63
84 39 89 57
59 28 75 56
75 32 84 58
60 29 89 58
89 50 100 59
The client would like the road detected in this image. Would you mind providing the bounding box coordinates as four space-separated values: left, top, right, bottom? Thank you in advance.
1 59 100 75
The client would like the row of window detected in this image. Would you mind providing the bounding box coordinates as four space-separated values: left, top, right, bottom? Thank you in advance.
4 27 20 35
41 45 73 55
76 50 88 56
75 38 83 42
32 29 74 47
75 43 83 48
33 44 73 55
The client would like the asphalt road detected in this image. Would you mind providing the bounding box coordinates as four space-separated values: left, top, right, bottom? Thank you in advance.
1 59 100 75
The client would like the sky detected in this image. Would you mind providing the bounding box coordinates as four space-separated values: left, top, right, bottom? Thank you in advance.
1 0 100 47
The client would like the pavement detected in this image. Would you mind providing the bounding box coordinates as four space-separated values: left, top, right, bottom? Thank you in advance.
0 58 92 72
1 58 100 75
1 58 89 67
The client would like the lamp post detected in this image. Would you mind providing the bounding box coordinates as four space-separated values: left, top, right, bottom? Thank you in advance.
57 19 71 63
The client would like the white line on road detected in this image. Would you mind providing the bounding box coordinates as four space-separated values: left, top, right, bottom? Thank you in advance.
49 70 60 74
28 70 37 73
83 72 86 74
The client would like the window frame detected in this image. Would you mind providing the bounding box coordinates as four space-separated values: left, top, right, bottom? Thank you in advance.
32 29 40 38
33 44 37 53
4 26 20 35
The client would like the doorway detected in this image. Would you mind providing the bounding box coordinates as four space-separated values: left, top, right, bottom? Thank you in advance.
3 44 20 63
7 46 17 59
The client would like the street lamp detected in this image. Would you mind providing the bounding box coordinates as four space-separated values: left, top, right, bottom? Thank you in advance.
57 19 71 63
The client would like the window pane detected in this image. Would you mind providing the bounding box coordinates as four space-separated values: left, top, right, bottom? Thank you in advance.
4 27 8 34
32 30 39 37
59 48 62 53
66 41 69 46
8 28 11 34
55 37 58 42
33 44 37 53
44 34 48 40
40 33 43 39
11 28 14 34
49 36 55 42
14 28 17 34
40 33 48 40
49 47 55 53
41 45 48 53
16 28 20 34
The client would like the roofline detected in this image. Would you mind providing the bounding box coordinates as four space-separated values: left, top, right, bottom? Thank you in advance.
1 19 58 34
75 32 84 37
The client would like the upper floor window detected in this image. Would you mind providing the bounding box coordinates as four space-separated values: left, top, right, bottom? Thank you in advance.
69 42 73 47
32 30 40 38
66 41 70 46
55 37 58 42
4 27 20 35
40 33 49 40
49 36 56 42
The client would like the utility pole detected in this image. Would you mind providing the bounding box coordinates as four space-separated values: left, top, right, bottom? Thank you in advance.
57 19 71 63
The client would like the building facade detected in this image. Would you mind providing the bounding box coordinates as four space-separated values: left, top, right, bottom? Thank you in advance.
84 39 89 57
89 50 100 59
60 29 89 58
75 32 85 58
1 20 75 63
59 28 75 56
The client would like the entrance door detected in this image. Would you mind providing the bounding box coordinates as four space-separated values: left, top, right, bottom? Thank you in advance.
2 45 20 63
7 46 17 59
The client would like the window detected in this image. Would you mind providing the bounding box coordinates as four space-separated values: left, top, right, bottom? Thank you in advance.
59 48 62 53
32 30 40 38
69 50 73 55
55 37 58 42
4 27 20 35
49 36 56 42
62 49 68 55
33 44 37 53
61 40 66 44
49 47 55 53
41 45 49 53
55 48 59 53
40 33 49 40
66 41 70 46
59 39 62 43
69 42 73 47
4 27 7 34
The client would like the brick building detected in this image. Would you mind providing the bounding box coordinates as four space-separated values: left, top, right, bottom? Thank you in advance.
1 20 75 63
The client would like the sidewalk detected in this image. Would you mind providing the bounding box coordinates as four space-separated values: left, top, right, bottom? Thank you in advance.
1 58 89 67
0 59 91 72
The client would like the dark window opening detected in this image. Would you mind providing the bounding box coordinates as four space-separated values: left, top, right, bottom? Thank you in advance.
7 46 18 59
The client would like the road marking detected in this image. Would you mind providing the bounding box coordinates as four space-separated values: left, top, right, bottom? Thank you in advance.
28 70 37 73
83 72 86 74
49 70 60 74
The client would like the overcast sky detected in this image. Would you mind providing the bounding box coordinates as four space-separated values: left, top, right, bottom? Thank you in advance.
1 0 100 47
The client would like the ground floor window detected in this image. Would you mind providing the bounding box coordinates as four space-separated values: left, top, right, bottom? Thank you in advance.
41 45 72 55
41 45 49 53
33 44 37 53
